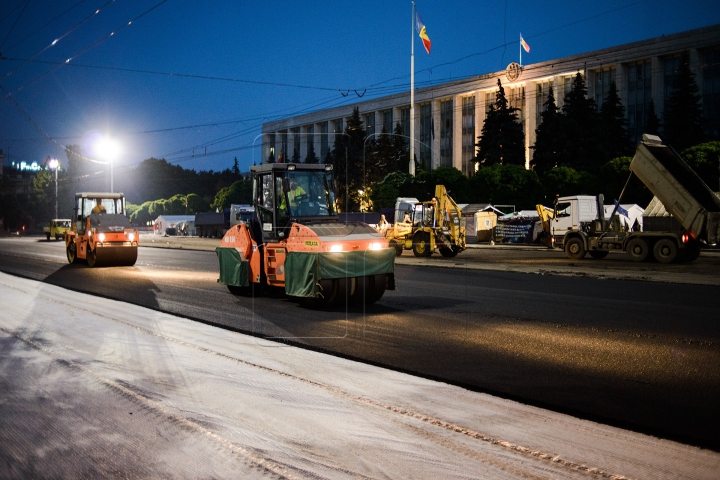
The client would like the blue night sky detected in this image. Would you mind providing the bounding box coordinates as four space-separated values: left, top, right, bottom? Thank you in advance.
1 0 719 175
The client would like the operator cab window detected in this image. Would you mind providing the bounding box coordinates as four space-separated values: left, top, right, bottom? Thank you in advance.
555 202 571 218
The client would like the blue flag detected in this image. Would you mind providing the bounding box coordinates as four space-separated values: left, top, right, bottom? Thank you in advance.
614 200 629 217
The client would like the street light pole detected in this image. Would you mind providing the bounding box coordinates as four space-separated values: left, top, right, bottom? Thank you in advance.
49 158 59 218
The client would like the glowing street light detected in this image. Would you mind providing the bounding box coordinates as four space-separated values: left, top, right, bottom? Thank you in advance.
48 158 60 219
92 136 121 192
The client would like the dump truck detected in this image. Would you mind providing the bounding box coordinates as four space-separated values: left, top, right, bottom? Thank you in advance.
195 211 228 238
216 163 395 306
538 135 720 263
65 192 139 267
44 219 72 241
382 185 466 257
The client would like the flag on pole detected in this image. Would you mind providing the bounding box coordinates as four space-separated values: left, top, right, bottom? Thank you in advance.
520 34 530 53
415 10 431 54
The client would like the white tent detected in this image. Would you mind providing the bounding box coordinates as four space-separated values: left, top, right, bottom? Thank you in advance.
154 215 196 236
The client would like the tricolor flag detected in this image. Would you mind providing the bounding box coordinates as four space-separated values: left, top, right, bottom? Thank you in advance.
415 10 431 54
520 34 530 53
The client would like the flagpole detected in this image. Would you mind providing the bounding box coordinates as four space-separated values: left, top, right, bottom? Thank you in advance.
409 1 415 176
519 33 522 66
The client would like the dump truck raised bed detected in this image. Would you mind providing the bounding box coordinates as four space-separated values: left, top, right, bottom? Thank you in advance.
216 163 395 306
539 135 720 263
65 192 139 267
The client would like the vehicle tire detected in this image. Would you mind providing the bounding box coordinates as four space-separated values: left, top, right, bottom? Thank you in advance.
87 249 97 268
46 232 51 241
653 238 678 264
626 237 649 262
227 284 250 296
680 244 701 263
55 234 61 241
588 250 609 259
66 242 79 264
412 232 432 257
564 237 586 260
354 274 387 305
439 246 459 257
389 240 403 257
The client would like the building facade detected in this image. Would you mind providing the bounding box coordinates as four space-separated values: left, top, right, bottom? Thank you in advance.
262 25 720 175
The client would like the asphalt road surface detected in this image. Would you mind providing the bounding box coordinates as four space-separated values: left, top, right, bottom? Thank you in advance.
1 235 719 451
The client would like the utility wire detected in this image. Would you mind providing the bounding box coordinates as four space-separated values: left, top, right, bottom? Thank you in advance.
3 0 89 54
0 0 31 51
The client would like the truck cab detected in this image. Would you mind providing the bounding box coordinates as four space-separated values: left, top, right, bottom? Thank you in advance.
551 195 599 240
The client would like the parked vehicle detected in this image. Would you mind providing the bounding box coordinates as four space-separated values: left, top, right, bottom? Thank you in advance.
382 185 466 257
216 163 395 307
194 211 227 238
538 135 720 263
44 219 72 241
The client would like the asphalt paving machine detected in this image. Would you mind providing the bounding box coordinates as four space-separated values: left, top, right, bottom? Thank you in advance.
216 163 396 306
65 192 139 267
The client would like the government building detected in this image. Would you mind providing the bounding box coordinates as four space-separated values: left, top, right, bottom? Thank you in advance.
261 24 720 176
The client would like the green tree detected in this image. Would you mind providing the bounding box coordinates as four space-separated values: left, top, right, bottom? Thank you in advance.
562 72 603 172
538 166 587 203
475 79 525 168
211 179 253 210
681 141 720 193
598 157 652 206
305 142 319 164
328 107 366 211
531 86 565 173
600 81 632 160
646 99 661 137
470 164 540 209
392 122 410 173
663 54 704 151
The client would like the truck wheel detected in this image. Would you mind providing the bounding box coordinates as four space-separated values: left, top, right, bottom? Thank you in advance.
653 238 678 264
389 240 403 257
46 233 51 241
564 237 586 260
439 246 459 257
412 232 432 257
626 238 649 262
588 250 609 259
680 245 701 262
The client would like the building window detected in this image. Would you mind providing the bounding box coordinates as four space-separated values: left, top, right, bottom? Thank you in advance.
292 127 301 162
628 60 652 143
334 119 343 133
400 107 410 137
365 113 375 138
485 92 494 113
279 130 288 163
462 96 475 176
267 134 276 163
594 68 617 109
535 80 554 125
320 122 329 161
702 47 720 139
382 110 393 134
508 86 525 126
305 125 314 161
440 99 453 167
419 103 432 171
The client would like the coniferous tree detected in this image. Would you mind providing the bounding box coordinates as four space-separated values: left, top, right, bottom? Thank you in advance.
663 54 704 151
600 81 632 159
232 157 240 175
561 72 603 172
531 86 565 173
646 99 661 137
305 142 319 164
291 146 301 163
475 79 525 168
392 122 410 173
328 107 365 211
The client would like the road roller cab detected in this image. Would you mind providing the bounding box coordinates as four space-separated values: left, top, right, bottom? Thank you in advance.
65 192 139 267
216 163 396 306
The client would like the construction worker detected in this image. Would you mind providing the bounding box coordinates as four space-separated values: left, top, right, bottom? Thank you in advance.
288 180 307 211
91 199 106 214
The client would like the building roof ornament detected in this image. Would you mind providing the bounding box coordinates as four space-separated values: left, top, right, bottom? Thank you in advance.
505 62 522 82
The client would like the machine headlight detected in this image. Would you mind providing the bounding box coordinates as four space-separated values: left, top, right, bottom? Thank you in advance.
368 242 382 251
127 232 135 242
97 233 105 242
328 244 343 252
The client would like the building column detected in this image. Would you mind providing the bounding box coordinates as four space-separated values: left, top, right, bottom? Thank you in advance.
524 81 536 169
453 94 463 172
651 56 664 118
432 99 441 170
